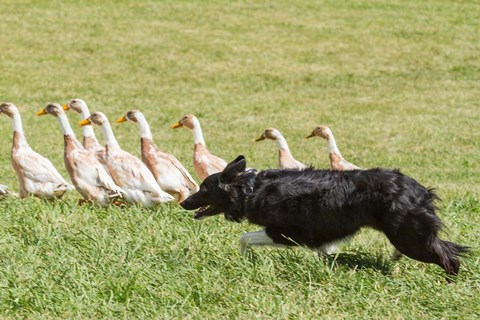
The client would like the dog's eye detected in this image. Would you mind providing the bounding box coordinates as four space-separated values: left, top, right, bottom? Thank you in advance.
200 185 207 192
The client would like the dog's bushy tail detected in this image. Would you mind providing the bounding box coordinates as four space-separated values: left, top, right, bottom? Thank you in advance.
431 236 470 276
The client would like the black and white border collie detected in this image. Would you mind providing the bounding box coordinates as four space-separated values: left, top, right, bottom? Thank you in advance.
181 156 469 278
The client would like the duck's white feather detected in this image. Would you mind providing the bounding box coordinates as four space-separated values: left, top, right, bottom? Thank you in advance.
14 146 73 197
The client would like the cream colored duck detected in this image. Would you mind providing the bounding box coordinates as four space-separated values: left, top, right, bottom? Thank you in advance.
36 104 125 206
0 102 73 199
306 125 361 171
255 128 307 169
80 112 174 206
63 99 106 163
115 110 199 202
171 114 227 181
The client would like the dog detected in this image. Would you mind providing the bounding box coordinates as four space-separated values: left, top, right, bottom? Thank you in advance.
180 155 469 277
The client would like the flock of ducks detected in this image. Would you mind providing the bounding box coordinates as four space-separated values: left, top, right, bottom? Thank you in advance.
0 99 359 207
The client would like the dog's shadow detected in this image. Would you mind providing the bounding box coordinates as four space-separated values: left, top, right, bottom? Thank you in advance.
245 248 394 275
322 251 393 275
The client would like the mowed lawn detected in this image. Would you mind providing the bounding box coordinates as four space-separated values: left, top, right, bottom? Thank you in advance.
0 0 479 318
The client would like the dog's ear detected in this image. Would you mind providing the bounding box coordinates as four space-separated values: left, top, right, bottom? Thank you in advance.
220 155 247 185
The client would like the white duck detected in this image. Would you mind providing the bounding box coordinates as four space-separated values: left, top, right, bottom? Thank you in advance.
171 114 227 181
306 125 361 171
80 112 174 206
63 99 106 163
255 128 307 169
115 110 199 202
0 102 73 199
36 104 125 206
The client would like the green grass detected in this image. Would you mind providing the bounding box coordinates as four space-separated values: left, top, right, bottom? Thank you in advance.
0 0 479 318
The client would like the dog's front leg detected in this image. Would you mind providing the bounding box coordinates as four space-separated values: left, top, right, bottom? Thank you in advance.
240 230 286 255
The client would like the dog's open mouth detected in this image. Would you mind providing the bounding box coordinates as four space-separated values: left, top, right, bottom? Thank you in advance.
194 205 222 219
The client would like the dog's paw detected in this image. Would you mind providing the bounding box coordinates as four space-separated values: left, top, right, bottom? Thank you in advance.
316 243 338 256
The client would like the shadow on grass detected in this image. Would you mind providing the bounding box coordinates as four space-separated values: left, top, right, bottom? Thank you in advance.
323 251 393 275
244 247 394 276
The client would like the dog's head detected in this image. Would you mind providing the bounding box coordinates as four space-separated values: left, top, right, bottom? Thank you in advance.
180 155 248 222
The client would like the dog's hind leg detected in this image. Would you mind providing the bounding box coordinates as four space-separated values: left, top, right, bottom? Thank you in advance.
383 219 468 277
388 234 468 277
240 230 287 255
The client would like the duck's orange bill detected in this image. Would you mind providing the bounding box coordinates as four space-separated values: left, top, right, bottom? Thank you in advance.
115 116 127 123
62 104 70 111
171 121 183 129
36 108 47 116
79 118 92 127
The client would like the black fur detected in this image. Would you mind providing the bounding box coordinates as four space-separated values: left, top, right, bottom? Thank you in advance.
181 155 469 277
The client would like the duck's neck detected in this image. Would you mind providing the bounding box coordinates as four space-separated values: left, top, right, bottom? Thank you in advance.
56 114 76 137
192 123 206 146
326 134 342 157
56 114 83 148
136 117 153 139
274 134 291 154
11 113 29 148
77 109 97 138
99 122 120 149
11 113 25 136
